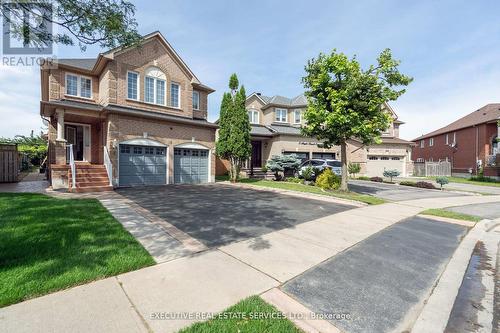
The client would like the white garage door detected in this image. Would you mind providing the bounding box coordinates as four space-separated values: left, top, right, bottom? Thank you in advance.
366 156 404 177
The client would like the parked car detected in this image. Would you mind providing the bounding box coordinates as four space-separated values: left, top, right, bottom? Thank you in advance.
297 159 342 179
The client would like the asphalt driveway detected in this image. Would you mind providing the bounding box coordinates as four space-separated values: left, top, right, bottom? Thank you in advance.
446 202 500 220
349 179 466 201
117 184 355 247
283 216 468 333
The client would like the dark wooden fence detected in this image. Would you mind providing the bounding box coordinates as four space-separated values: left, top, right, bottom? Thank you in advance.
0 144 19 182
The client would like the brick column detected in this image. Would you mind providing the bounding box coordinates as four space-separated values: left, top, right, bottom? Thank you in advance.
54 140 66 165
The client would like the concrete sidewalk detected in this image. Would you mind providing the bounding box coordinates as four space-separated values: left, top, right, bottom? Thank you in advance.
1 194 499 333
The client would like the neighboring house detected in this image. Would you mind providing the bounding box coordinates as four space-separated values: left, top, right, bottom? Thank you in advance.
217 92 414 177
41 31 217 191
412 103 500 178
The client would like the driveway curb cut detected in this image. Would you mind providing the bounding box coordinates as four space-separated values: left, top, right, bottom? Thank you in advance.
410 218 491 332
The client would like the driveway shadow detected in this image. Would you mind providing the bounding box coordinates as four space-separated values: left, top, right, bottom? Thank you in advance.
117 184 354 248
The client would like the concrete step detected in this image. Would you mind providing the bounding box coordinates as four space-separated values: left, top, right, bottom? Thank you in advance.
75 180 111 187
71 185 113 193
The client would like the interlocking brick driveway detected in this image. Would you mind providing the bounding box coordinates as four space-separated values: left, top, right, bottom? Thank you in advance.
117 183 356 247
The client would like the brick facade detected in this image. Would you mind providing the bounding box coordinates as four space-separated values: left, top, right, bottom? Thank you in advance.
412 122 498 176
41 32 217 189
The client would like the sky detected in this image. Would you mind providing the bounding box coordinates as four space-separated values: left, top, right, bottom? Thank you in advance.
1 0 500 140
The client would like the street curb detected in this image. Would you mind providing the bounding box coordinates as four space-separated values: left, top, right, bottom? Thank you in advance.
410 219 491 332
220 181 367 208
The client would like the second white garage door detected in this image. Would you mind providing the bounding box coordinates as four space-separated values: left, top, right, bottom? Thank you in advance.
366 156 405 177
174 148 209 184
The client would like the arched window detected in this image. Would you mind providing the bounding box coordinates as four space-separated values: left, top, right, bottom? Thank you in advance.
144 67 166 105
247 108 259 124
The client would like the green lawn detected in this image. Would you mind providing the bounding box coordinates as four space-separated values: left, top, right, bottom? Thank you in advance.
427 176 500 188
420 208 481 222
178 296 302 333
235 179 386 205
0 193 155 307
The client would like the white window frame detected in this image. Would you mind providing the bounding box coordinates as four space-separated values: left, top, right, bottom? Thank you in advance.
170 82 181 109
429 138 434 146
192 90 200 110
144 76 166 106
453 132 457 145
293 109 302 124
65 73 93 99
445 134 449 145
275 108 288 123
126 71 140 101
420 140 424 148
247 109 259 124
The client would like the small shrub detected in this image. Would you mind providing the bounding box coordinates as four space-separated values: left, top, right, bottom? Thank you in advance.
357 176 370 181
301 166 315 181
266 155 301 181
399 181 417 187
435 176 449 190
348 162 361 178
383 169 401 182
285 177 304 184
315 168 341 190
470 175 499 183
415 181 437 189
370 176 383 182
261 165 268 173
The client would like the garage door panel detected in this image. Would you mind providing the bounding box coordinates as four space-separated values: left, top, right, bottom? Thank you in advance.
366 156 404 177
119 144 166 186
174 148 209 184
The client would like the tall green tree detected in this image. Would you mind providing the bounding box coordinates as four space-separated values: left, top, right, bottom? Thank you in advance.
0 0 140 50
216 74 252 182
302 49 412 191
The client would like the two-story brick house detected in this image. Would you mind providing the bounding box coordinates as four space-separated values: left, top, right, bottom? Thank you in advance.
217 92 414 177
41 31 217 191
412 104 500 178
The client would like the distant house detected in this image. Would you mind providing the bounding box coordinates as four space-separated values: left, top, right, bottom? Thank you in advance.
412 104 500 178
216 92 414 177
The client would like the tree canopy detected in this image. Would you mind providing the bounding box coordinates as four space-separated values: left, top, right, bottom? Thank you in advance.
215 74 251 182
301 48 412 190
1 0 141 50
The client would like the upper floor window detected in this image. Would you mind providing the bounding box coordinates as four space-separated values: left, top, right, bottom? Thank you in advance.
429 138 434 146
453 132 457 145
127 71 139 100
248 109 259 124
192 91 200 110
445 133 449 145
144 67 166 105
420 140 424 148
66 73 92 98
293 109 301 124
171 82 180 108
275 108 287 122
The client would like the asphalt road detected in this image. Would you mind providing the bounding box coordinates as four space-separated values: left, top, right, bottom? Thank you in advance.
283 216 468 333
446 202 500 220
349 179 466 201
117 184 355 248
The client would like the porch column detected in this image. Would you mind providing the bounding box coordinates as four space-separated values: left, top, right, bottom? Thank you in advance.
56 109 65 141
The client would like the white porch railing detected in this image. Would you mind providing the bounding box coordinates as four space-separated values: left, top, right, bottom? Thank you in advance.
103 146 113 186
68 144 76 189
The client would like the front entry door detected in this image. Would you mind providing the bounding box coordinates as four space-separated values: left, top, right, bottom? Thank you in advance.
65 124 90 162
251 141 262 168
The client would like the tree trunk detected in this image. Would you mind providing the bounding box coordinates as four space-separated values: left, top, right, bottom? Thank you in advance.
340 141 349 191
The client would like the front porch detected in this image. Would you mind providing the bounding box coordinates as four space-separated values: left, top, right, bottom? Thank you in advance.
43 104 112 192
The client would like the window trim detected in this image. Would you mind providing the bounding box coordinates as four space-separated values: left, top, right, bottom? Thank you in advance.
65 73 93 99
126 70 140 101
170 82 181 109
429 138 434 147
275 108 288 123
293 109 302 124
420 140 424 148
144 75 167 106
192 90 200 110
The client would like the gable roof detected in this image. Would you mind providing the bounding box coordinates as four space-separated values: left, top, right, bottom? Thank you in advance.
413 103 500 141
247 93 308 109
